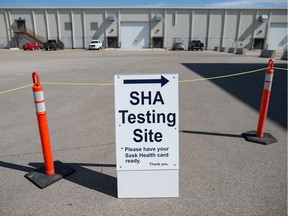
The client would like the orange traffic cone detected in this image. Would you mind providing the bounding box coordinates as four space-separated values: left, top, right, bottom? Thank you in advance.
25 72 74 188
242 59 277 145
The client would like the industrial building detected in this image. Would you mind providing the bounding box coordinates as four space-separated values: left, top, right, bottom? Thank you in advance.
0 7 287 50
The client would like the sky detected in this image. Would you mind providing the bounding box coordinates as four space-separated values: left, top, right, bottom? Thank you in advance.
0 0 287 8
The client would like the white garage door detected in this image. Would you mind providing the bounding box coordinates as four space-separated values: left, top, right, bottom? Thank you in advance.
267 23 288 50
121 22 150 49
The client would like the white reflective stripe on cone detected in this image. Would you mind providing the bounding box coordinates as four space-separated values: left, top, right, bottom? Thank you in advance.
33 91 45 102
264 82 272 90
35 102 46 113
265 74 273 82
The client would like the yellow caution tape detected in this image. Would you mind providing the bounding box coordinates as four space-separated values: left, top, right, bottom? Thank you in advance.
0 84 32 95
0 67 286 95
41 82 114 86
179 67 267 83
274 67 288 71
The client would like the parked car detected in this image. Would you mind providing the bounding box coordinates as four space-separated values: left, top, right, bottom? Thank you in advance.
188 40 204 51
172 42 184 51
22 42 39 51
43 39 64 50
89 40 103 50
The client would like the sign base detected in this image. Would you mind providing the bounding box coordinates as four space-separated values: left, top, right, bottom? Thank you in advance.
117 170 179 198
25 160 75 189
242 130 278 145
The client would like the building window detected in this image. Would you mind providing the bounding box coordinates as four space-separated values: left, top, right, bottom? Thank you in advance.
90 22 98 31
65 22 72 31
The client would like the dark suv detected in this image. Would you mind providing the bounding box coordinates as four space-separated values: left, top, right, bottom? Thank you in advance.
188 40 204 51
43 39 64 50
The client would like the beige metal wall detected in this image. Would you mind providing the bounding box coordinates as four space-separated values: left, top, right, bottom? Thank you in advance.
0 8 286 50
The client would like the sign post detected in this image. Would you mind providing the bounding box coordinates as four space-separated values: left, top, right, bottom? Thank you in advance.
114 74 179 198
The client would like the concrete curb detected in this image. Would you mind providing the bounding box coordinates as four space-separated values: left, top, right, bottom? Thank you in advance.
281 51 287 60
236 48 247 55
228 47 235 53
220 47 227 52
260 50 276 58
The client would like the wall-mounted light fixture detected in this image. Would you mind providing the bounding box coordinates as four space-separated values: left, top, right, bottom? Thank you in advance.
259 15 268 22
107 15 115 21
155 14 162 21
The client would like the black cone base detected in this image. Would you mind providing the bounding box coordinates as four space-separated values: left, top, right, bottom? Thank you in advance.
242 130 278 145
25 160 75 189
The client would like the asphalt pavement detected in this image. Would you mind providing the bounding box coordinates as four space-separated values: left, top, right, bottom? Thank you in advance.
0 49 287 216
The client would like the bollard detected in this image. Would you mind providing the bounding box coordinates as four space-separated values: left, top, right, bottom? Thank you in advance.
25 72 75 189
32 72 55 175
242 59 277 145
256 59 274 138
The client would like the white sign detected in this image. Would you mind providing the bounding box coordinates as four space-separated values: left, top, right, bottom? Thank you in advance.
115 74 179 198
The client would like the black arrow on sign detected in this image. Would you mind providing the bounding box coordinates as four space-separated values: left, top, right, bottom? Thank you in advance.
123 75 169 87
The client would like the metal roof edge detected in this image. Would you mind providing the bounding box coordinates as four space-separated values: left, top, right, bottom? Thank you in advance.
0 7 286 10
